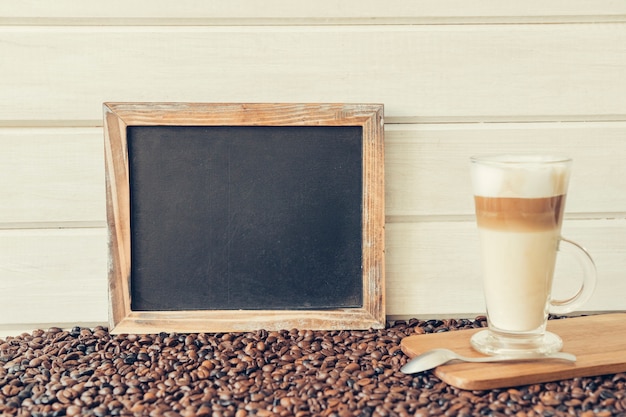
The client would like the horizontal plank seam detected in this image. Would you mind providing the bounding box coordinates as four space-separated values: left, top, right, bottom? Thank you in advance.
0 215 623 231
388 116 626 125
2 115 626 129
386 213 626 223
387 311 626 322
1 17 626 26
0 221 106 230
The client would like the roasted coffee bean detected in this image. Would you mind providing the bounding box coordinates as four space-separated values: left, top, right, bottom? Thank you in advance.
123 353 138 364
0 318 624 416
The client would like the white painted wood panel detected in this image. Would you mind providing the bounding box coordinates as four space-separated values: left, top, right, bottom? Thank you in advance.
386 219 626 317
5 122 626 226
0 24 624 124
0 128 105 226
385 122 626 218
1 218 623 335
0 228 108 326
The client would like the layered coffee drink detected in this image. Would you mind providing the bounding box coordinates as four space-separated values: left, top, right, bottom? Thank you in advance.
470 154 596 355
471 156 570 335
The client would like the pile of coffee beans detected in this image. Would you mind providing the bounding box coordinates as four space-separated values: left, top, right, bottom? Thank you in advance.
1 318 625 417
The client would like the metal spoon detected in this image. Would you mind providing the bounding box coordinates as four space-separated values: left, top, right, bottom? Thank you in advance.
401 348 576 374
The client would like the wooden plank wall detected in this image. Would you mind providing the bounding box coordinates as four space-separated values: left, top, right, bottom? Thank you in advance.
1 2 625 335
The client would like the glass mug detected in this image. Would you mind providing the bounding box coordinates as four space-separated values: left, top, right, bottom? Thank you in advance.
470 154 596 355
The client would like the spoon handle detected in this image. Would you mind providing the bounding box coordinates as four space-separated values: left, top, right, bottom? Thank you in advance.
401 351 576 374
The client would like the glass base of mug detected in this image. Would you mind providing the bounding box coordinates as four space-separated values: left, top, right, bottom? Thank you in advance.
470 329 563 356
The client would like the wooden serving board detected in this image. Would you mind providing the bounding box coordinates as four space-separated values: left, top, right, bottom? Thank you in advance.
400 313 626 390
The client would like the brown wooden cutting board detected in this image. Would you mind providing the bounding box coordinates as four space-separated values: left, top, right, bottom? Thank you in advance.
400 313 626 390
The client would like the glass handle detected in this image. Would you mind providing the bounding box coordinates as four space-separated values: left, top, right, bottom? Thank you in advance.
549 238 597 315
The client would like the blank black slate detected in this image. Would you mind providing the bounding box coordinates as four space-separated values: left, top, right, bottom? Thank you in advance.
127 125 363 311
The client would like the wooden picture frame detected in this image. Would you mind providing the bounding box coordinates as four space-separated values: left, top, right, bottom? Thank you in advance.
104 103 384 333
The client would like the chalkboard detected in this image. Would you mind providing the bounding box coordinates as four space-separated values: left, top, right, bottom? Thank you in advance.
104 103 384 333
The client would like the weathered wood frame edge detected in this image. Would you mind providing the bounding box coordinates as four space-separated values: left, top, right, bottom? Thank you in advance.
103 102 385 334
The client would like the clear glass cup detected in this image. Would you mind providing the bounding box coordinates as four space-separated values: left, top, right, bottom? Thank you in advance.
469 154 596 355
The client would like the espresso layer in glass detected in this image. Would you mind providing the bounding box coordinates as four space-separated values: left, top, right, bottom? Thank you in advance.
474 195 565 232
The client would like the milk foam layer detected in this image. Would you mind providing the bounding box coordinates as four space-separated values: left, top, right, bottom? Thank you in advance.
471 155 571 198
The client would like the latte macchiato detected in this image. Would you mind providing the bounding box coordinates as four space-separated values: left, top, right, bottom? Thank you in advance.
469 154 596 355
